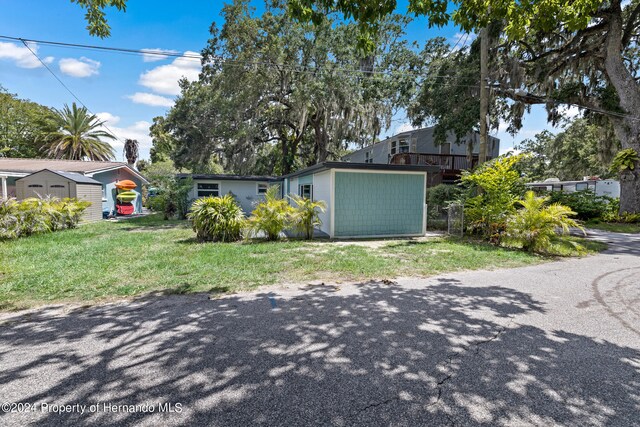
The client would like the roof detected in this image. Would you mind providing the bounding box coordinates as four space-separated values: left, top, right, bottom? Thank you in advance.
280 161 439 179
0 158 148 183
177 173 278 182
16 169 102 185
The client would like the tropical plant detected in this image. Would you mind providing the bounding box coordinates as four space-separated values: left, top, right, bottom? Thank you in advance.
504 191 583 253
610 148 640 174
460 154 526 242
0 196 90 240
547 190 611 221
246 185 294 241
123 138 139 165
289 194 326 240
188 195 245 242
46 103 116 161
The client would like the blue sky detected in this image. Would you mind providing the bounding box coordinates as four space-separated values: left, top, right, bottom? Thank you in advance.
0 0 565 161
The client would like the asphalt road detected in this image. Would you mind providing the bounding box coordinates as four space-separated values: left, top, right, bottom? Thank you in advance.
1 230 639 426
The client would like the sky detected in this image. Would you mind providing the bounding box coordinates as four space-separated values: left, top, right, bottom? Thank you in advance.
0 0 571 162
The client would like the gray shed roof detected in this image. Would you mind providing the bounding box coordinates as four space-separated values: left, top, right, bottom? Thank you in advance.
17 169 102 185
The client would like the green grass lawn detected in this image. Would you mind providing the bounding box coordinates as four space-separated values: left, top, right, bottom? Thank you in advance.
585 220 640 233
0 214 603 310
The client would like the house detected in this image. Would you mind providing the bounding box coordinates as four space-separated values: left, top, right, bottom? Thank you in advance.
186 163 436 238
342 126 500 185
527 178 620 198
179 173 279 214
0 158 149 217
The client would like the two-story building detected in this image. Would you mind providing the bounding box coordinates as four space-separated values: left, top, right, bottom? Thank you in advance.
342 126 500 185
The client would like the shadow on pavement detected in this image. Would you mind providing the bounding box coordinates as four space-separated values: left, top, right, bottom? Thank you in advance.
0 280 638 426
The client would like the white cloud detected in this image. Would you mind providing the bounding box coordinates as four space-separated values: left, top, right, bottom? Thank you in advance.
394 122 418 134
0 41 53 69
127 92 174 107
138 51 201 95
96 112 153 159
59 57 100 78
141 48 180 62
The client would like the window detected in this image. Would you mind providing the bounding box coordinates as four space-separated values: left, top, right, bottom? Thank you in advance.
49 184 65 188
365 151 373 163
102 185 107 201
390 140 397 155
197 182 219 197
299 184 313 199
576 183 588 191
28 184 43 188
398 139 410 153
257 182 269 195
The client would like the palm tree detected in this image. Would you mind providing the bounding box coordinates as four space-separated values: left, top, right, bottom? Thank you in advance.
123 138 139 165
46 103 116 161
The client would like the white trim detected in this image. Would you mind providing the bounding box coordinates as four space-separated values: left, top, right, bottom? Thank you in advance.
194 180 221 198
1 175 7 200
330 169 335 239
0 171 28 178
86 165 149 184
332 168 427 176
256 181 269 195
422 174 427 233
333 233 425 239
298 183 313 200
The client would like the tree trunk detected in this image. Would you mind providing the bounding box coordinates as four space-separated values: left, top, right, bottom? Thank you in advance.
478 27 490 164
313 117 329 163
603 3 640 213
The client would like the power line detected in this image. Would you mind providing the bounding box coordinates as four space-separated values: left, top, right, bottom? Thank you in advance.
19 39 127 148
6 34 640 124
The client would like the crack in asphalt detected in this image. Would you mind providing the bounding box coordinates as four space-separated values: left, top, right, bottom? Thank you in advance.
430 319 513 409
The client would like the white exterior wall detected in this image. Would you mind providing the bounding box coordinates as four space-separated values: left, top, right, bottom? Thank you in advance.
312 170 332 236
189 179 272 215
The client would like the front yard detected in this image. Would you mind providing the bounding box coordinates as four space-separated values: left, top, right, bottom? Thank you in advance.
0 214 604 310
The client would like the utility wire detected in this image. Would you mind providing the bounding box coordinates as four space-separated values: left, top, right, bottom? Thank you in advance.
6 34 640 123
19 39 126 148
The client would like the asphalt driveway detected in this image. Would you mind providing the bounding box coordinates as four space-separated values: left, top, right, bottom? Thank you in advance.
1 230 639 426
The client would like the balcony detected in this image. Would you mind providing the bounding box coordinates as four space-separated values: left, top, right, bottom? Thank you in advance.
389 153 486 172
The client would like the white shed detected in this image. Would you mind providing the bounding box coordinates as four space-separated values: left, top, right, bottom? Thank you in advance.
16 169 103 222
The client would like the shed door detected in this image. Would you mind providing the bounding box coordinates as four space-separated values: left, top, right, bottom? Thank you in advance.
47 182 71 199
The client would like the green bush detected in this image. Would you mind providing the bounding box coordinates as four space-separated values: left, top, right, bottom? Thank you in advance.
0 197 91 240
460 155 526 242
289 194 326 240
426 184 462 231
504 191 583 253
599 198 640 223
426 183 462 208
246 186 294 241
188 195 245 242
547 190 610 220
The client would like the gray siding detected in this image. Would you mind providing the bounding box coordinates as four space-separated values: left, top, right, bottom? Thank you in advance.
343 127 500 164
75 184 103 222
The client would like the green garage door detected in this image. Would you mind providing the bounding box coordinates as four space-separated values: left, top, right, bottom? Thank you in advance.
334 171 425 237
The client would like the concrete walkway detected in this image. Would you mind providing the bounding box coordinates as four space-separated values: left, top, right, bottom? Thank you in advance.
1 231 638 426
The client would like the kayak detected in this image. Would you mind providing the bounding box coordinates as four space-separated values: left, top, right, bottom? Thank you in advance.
116 191 137 202
115 180 137 190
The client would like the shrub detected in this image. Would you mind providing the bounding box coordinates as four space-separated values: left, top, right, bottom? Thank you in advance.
547 190 610 220
246 186 294 241
426 184 462 230
289 194 326 240
460 155 526 242
0 197 90 240
610 148 639 173
188 195 245 242
504 191 583 253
